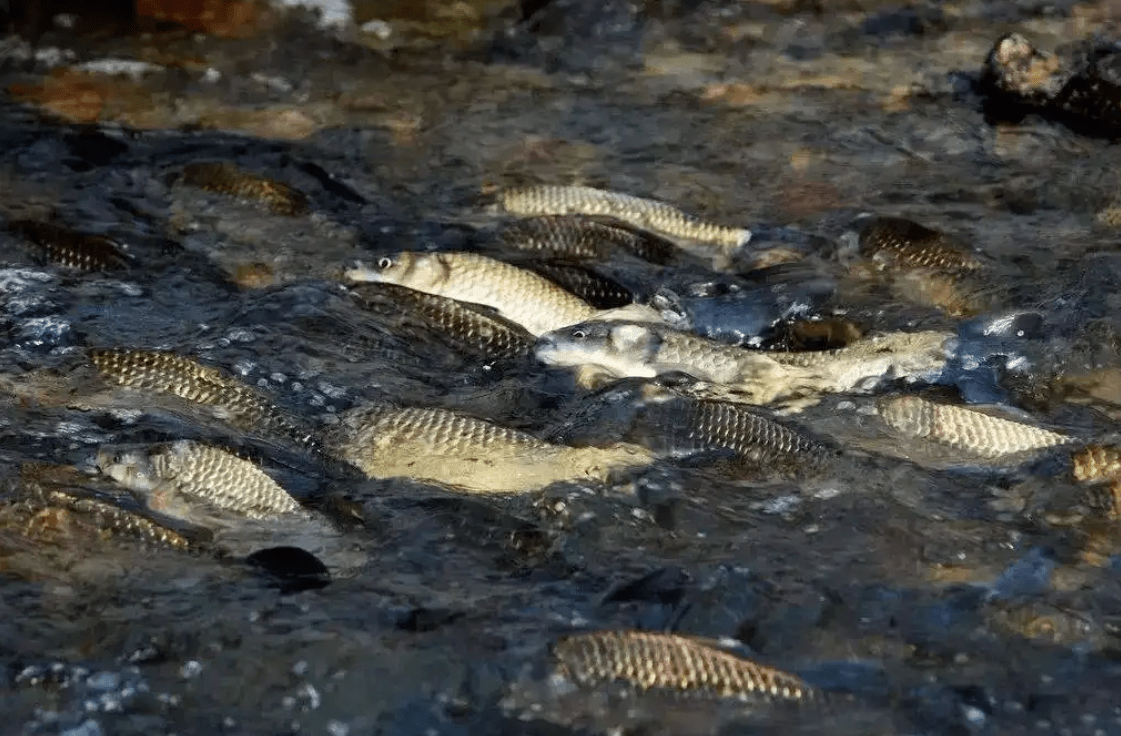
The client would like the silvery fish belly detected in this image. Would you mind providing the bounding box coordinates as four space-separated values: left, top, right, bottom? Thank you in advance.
343 251 599 335
327 404 654 494
97 440 306 520
496 185 751 259
878 395 1076 459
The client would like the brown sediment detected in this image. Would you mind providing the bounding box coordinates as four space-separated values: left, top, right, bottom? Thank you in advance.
179 161 309 216
551 629 818 703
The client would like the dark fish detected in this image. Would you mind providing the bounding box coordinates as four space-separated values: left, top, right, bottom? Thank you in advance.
530 262 634 309
179 161 309 216
88 349 316 448
551 630 819 704
634 395 827 469
499 215 676 264
858 217 981 273
347 282 534 361
7 219 130 271
763 317 863 352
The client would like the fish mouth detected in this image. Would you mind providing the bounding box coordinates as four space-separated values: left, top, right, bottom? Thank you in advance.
342 261 384 283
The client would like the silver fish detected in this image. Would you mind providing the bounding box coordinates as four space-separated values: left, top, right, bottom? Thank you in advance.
497 185 750 258
328 403 654 494
536 321 952 409
344 251 599 335
551 630 818 703
89 349 316 448
877 395 1075 459
97 440 306 520
347 282 535 361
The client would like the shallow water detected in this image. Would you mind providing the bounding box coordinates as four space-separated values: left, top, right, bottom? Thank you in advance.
4 1 1121 734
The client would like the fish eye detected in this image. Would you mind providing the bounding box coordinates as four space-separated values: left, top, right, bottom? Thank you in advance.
571 328 587 339
377 256 394 269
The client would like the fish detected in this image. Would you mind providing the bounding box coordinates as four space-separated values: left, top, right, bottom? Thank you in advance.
347 283 535 361
551 630 819 704
88 349 316 448
179 161 309 216
327 403 654 493
762 317 863 352
633 394 829 469
496 185 750 264
535 321 952 408
529 262 635 309
97 440 306 520
877 395 1076 459
1071 445 1121 520
7 219 130 271
343 251 601 335
857 217 982 273
498 215 677 265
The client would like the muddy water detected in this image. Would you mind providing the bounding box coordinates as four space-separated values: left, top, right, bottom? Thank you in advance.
3 1 1121 734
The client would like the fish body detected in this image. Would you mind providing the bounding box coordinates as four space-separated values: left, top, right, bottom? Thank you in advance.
348 283 535 361
179 161 308 216
536 321 951 408
878 395 1075 459
497 186 750 257
344 251 599 335
499 215 676 264
636 395 827 468
858 217 982 273
329 404 653 493
7 219 130 271
529 262 634 309
89 349 315 448
97 440 305 520
552 630 818 703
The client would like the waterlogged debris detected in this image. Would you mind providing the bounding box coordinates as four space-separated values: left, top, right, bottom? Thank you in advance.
7 219 130 271
857 217 982 273
498 215 677 264
536 321 951 408
551 630 819 703
328 403 653 493
877 395 1075 459
246 545 331 592
88 349 315 448
496 185 750 263
347 282 535 361
530 262 634 309
97 440 305 520
979 33 1121 139
179 161 309 216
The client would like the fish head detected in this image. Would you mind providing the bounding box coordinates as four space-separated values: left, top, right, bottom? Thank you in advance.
96 446 161 492
535 321 659 379
343 252 428 286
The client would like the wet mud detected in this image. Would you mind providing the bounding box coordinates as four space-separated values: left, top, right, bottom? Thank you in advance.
4 1 1121 734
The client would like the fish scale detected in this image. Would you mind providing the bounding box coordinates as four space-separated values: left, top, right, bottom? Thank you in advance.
348 283 534 360
329 404 653 493
858 217 982 272
179 161 309 216
675 400 825 463
552 630 818 703
498 185 750 253
98 440 305 520
499 215 677 264
89 349 315 448
878 395 1075 458
7 220 130 271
